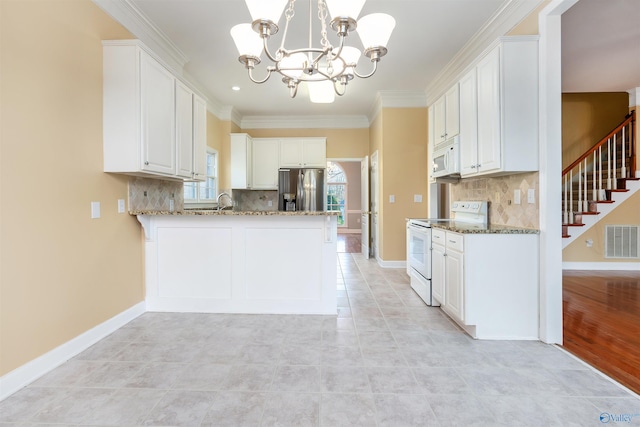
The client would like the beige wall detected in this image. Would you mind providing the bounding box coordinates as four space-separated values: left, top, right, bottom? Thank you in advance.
563 190 640 262
1 0 144 375
562 93 629 169
508 0 551 36
378 108 430 261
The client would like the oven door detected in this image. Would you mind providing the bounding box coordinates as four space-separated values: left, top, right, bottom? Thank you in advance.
407 223 431 280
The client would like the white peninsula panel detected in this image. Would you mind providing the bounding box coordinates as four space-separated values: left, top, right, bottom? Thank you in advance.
138 213 337 315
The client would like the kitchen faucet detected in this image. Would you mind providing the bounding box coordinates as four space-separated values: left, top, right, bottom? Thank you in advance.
217 192 233 211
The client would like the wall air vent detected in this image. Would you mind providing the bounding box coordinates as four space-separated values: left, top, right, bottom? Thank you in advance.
605 225 640 259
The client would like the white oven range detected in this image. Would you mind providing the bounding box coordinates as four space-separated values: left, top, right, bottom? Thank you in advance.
407 201 488 306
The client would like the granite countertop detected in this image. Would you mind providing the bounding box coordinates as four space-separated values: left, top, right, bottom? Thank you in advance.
130 209 340 216
430 222 539 234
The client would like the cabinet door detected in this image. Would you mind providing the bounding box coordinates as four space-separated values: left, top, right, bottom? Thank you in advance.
444 84 460 139
192 95 207 181
140 51 176 175
431 243 446 305
459 69 478 176
302 138 326 167
175 81 194 179
476 47 501 174
280 139 303 167
432 96 446 146
230 134 252 189
445 248 464 322
252 139 279 189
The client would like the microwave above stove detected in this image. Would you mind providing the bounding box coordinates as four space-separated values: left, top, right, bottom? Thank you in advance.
432 136 460 179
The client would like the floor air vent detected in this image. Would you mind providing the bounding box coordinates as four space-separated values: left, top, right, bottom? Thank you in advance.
605 225 640 259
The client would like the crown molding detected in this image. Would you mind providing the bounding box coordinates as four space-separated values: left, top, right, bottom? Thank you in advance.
240 115 371 130
425 0 545 106
367 90 428 123
92 0 189 74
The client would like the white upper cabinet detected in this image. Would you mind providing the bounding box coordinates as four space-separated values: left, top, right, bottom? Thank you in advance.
432 84 460 147
230 133 253 189
252 138 280 189
459 36 539 177
175 80 194 179
279 138 327 167
103 40 207 181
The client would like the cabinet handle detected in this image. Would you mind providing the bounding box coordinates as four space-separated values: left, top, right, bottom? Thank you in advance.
471 165 476 169
443 253 448 257
477 164 481 168
144 161 149 165
449 240 457 244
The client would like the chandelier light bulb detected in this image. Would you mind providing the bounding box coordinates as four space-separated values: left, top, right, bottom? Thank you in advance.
308 80 336 104
230 23 264 60
357 13 396 54
324 0 366 21
244 0 288 25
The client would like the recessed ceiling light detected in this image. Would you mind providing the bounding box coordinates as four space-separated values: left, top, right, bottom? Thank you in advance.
231 86 240 91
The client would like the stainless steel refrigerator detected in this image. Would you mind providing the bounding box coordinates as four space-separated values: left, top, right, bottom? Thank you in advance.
278 168 325 212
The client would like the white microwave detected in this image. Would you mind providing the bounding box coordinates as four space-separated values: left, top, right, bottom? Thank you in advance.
432 136 460 178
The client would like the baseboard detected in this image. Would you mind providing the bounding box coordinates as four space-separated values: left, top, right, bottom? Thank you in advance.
563 262 640 271
0 302 146 401
337 229 362 234
376 255 407 269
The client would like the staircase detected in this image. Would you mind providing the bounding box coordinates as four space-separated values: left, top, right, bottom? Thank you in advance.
562 111 637 248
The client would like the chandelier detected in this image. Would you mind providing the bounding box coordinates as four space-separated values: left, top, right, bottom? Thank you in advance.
230 0 395 102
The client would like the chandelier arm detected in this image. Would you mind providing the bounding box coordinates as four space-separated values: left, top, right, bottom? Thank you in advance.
247 67 275 84
353 60 379 79
262 37 281 63
333 80 346 97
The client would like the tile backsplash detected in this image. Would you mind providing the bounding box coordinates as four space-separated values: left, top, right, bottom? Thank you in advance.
449 172 539 229
233 189 278 211
128 177 184 211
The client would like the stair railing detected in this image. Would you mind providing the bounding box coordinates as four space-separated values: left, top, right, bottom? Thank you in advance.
562 110 635 226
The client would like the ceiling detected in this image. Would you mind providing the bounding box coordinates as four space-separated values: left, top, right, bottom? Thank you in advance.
98 0 640 123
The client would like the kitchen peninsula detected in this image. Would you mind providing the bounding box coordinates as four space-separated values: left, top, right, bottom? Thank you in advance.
133 210 338 315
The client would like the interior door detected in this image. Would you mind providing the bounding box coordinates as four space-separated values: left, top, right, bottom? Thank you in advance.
360 156 370 259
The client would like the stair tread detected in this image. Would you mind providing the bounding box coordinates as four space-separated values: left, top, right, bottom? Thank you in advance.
596 200 616 204
562 234 571 238
567 223 586 227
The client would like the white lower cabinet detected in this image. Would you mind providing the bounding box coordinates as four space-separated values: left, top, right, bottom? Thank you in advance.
431 230 446 305
443 233 464 323
433 228 539 340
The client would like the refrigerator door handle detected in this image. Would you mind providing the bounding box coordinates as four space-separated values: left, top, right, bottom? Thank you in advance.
296 170 304 211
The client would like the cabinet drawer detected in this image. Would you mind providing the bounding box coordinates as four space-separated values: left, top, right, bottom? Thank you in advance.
445 231 464 252
432 229 446 244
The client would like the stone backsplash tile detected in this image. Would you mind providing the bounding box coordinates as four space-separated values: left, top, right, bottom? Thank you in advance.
450 172 539 229
233 189 278 211
129 177 184 211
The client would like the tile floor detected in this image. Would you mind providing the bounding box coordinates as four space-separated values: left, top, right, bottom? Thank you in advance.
1 254 639 426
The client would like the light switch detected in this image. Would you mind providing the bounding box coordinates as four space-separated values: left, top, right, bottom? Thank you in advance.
527 189 536 204
118 199 125 213
91 202 101 219
389 195 395 203
513 190 521 205
414 194 423 203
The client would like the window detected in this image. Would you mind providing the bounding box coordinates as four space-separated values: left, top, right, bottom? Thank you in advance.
326 161 346 227
184 149 217 205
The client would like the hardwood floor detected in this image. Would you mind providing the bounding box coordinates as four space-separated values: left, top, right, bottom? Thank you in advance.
336 233 361 253
562 270 640 395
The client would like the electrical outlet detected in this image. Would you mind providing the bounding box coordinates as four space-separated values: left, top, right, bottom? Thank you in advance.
528 189 536 204
389 195 395 203
414 194 422 203
118 199 125 213
91 201 100 219
586 239 593 247
268 200 273 207
513 190 521 205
